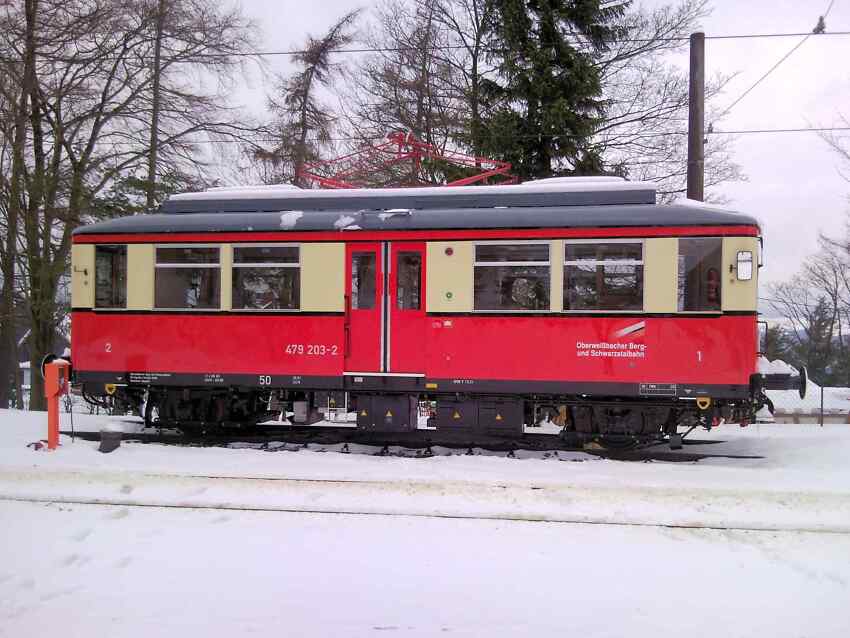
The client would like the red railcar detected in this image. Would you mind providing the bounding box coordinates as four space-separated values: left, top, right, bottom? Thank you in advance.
69 178 788 445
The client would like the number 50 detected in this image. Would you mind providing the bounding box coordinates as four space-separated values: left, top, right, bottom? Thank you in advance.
258 375 272 386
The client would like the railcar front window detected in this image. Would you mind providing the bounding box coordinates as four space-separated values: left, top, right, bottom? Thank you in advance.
473 243 550 311
232 245 300 310
94 245 127 309
154 246 220 310
564 242 643 311
396 252 421 310
678 238 722 311
351 253 376 310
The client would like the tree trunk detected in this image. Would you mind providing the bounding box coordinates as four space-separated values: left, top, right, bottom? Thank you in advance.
28 317 55 412
22 0 51 412
0 77 25 407
0 1 38 410
146 0 167 209
294 69 314 187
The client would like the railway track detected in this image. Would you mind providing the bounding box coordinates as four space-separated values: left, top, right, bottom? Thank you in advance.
3 492 837 534
60 427 763 462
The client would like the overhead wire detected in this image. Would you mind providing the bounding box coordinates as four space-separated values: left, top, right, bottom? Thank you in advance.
715 0 838 120
193 28 850 58
2 28 850 63
179 126 850 146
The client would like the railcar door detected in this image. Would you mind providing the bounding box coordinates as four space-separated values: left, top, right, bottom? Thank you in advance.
345 243 383 372
388 242 426 372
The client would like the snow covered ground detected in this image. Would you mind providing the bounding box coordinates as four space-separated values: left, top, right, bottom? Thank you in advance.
759 356 850 416
1 408 849 637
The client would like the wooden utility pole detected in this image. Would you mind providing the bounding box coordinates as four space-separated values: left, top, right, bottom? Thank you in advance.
687 31 705 201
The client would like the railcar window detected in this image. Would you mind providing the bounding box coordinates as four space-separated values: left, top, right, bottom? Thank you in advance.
396 252 421 310
232 245 300 310
678 238 722 311
351 253 376 310
564 242 643 311
473 243 550 311
154 246 220 310
94 245 127 309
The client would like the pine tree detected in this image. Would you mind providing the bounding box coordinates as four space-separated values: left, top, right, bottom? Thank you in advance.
480 0 629 179
763 325 791 364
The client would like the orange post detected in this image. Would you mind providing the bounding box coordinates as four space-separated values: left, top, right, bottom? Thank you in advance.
44 360 71 450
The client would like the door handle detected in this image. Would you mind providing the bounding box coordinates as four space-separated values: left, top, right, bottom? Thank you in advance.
344 294 351 357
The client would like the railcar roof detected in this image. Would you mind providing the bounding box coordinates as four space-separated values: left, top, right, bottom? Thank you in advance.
74 202 760 236
161 178 657 213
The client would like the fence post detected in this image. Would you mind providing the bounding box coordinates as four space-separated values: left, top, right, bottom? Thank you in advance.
820 384 824 428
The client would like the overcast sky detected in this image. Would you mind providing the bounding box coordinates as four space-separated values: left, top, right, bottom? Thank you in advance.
230 0 850 287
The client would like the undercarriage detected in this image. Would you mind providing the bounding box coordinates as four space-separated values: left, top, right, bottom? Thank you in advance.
84 384 765 450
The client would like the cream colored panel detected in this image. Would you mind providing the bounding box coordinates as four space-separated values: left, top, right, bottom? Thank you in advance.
644 238 678 313
426 241 473 312
220 244 233 311
722 236 759 312
127 244 154 310
301 243 344 312
550 240 564 312
71 244 95 309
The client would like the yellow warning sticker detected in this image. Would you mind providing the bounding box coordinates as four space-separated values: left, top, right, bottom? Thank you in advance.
360 410 368 416
495 413 503 421
453 410 461 419
385 410 393 418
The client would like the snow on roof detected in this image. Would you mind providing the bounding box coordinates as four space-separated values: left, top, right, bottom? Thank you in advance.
524 176 626 185
671 197 739 212
279 211 303 229
205 184 301 193
169 177 655 202
758 356 798 375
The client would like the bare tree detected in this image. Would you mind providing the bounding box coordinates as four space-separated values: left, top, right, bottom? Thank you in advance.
820 113 850 183
0 0 258 409
340 0 741 195
0 0 38 408
340 0 462 154
590 0 744 200
429 0 495 157
253 10 360 186
769 277 838 382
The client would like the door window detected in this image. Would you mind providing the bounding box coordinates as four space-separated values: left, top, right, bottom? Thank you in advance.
94 245 127 309
678 238 722 311
396 252 421 310
351 253 376 309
